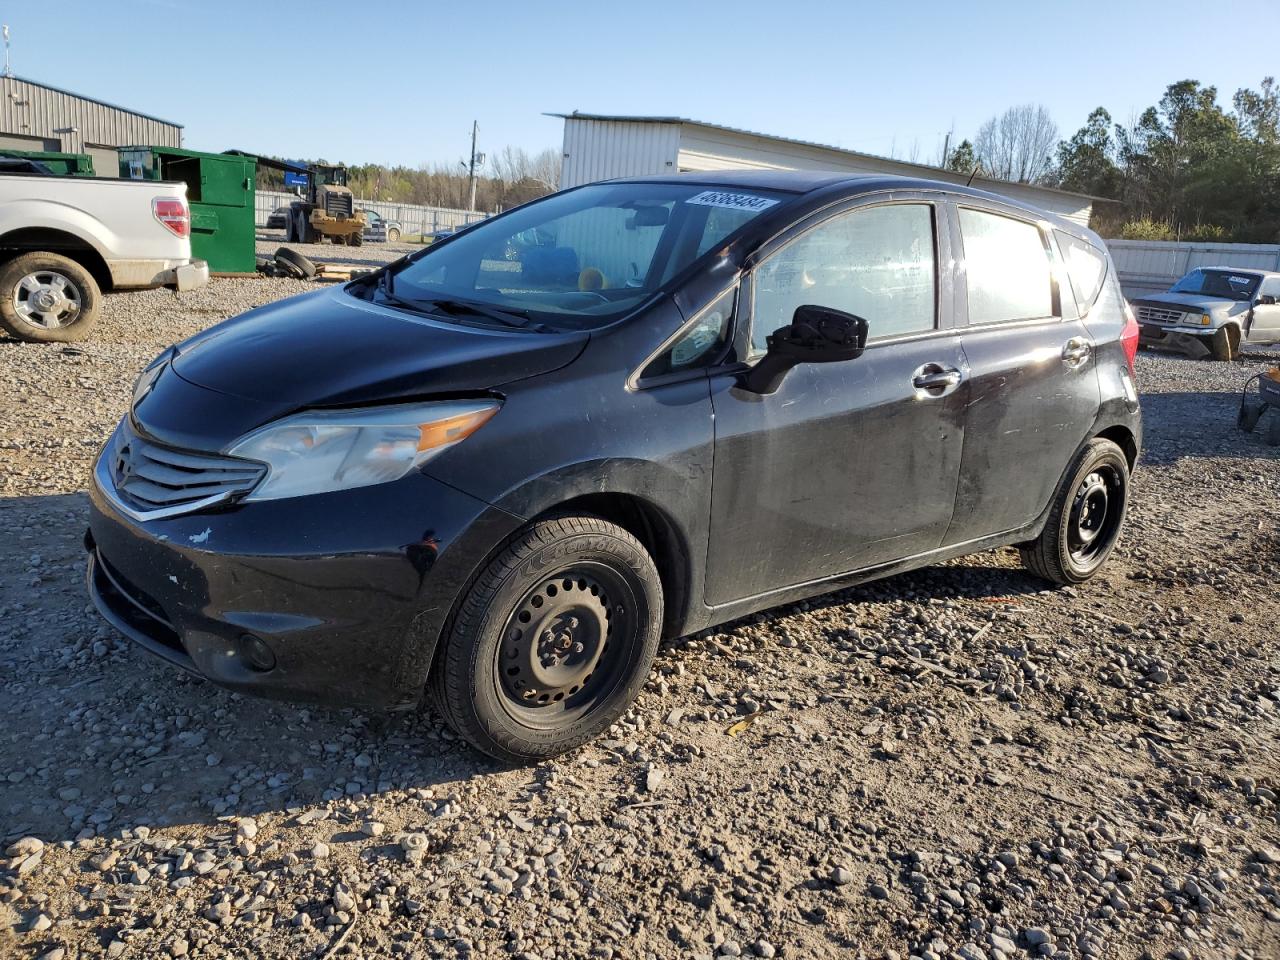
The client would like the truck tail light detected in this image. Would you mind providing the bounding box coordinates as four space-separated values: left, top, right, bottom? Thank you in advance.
1120 301 1139 375
153 198 190 238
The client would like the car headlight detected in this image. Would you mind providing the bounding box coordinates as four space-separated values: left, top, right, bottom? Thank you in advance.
131 350 173 407
227 400 500 501
1184 312 1211 326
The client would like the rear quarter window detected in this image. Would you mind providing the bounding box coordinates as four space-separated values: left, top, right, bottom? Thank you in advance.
1055 230 1109 312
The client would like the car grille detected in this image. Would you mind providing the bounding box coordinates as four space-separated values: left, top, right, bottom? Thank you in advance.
108 423 264 514
324 193 353 218
1135 305 1184 325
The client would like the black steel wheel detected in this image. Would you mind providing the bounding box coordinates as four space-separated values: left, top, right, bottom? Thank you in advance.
431 515 662 763
1020 438 1130 585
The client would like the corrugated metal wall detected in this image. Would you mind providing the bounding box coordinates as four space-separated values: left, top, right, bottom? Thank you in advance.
1108 240 1280 298
0 76 181 159
560 119 681 188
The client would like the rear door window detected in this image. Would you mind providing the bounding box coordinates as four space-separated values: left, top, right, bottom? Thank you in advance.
959 208 1055 323
1055 230 1108 312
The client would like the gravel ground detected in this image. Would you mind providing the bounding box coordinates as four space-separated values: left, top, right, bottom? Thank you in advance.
0 257 1278 960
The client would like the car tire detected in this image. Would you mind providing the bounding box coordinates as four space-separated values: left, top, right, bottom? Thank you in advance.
1208 325 1239 361
430 515 663 763
1019 438 1129 586
0 252 101 343
273 247 316 279
387 227 400 243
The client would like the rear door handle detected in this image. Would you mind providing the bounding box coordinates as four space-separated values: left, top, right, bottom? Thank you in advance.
1062 337 1092 366
912 364 963 397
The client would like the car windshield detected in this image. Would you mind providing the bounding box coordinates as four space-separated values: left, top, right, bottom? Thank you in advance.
379 182 788 329
1170 268 1260 301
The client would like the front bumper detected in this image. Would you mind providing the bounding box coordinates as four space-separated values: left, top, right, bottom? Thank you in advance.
86 465 523 710
1138 323 1212 359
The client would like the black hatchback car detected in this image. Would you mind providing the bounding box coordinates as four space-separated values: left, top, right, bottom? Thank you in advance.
87 172 1141 762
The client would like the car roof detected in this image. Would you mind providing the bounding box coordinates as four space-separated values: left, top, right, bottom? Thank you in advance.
607 170 1092 238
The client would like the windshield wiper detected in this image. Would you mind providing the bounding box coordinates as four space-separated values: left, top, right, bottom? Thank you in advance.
416 297 553 333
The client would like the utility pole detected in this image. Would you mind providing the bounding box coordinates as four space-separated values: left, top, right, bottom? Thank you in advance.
467 120 478 212
940 130 951 170
3 26 12 78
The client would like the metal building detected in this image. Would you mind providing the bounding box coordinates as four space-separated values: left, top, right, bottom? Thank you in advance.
0 75 182 177
553 113 1096 226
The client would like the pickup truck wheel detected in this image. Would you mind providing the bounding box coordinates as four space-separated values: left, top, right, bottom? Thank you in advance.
387 227 400 242
1208 326 1239 361
430 515 662 764
0 252 100 343
1019 438 1129 585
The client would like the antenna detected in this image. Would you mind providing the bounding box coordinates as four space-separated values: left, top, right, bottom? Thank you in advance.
966 164 980 187
3 26 11 78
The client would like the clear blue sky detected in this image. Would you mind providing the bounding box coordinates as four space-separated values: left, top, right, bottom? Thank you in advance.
9 0 1279 169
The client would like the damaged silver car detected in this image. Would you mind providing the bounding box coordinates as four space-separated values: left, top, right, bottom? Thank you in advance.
1134 267 1280 360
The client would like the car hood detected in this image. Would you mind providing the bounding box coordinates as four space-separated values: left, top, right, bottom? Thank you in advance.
171 286 588 406
1130 292 1247 315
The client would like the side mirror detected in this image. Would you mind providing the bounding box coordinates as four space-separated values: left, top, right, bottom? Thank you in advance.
740 304 868 395
1260 294 1278 306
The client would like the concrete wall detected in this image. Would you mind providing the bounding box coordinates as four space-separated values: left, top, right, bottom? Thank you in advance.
1107 239 1280 299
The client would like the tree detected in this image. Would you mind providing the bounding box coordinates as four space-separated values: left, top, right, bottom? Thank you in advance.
945 139 978 174
973 105 1058 183
1055 108 1122 197
1115 80 1241 231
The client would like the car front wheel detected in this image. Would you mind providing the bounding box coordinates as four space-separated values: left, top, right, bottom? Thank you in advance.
431 515 663 763
1019 438 1129 585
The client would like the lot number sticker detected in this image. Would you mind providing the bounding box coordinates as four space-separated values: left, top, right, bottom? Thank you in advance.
685 191 779 212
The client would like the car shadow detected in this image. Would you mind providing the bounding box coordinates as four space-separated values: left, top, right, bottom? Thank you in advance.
0 475 1182 849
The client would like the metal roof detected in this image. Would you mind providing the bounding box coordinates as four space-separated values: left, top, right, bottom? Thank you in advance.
11 75 182 128
547 112 1101 203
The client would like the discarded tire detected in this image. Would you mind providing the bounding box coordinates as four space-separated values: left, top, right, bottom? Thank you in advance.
274 247 316 280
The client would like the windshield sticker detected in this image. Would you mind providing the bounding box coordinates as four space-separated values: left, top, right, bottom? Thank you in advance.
685 191 779 212
1228 276 1251 285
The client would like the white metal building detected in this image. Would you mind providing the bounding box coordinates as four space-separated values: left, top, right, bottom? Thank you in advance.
553 113 1096 226
0 75 182 176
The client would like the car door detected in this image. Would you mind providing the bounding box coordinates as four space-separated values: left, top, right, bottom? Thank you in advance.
941 202 1101 545
704 197 967 606
1246 276 1280 344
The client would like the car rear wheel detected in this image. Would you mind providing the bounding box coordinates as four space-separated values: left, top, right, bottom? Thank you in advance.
1208 325 1239 361
1019 438 1129 585
0 252 100 343
430 515 662 763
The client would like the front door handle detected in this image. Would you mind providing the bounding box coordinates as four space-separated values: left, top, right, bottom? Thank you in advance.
1062 337 1092 367
912 364 963 398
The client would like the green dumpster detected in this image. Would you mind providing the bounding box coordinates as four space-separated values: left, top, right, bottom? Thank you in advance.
119 146 257 275
3 149 95 176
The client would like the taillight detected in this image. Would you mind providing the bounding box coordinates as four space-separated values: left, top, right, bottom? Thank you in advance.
153 197 189 238
1120 301 1139 375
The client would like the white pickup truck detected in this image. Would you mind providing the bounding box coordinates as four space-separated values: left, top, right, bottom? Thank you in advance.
0 172 209 342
